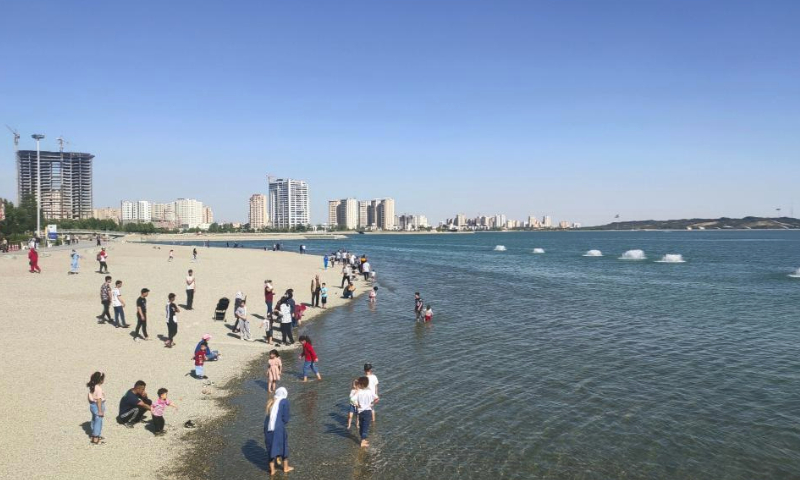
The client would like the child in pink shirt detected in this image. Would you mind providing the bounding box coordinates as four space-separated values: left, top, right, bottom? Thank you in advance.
151 388 178 435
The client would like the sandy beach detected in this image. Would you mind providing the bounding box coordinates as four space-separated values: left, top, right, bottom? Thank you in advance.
0 242 364 479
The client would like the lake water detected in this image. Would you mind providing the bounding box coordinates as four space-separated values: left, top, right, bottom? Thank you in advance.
173 231 800 479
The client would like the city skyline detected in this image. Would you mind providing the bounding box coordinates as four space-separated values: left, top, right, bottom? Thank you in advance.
1 1 799 226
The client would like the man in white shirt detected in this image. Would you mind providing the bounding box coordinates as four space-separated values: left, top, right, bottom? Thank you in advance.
362 262 371 281
112 280 128 328
185 269 196 310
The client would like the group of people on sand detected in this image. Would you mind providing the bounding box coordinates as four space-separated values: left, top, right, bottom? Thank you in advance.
86 374 181 445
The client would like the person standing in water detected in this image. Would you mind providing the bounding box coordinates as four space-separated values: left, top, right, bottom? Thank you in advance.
414 293 424 322
351 376 379 447
265 387 293 475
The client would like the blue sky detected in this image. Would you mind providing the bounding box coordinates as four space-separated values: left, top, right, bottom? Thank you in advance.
1 0 798 225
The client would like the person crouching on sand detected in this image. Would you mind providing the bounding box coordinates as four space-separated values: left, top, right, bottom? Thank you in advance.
265 387 293 475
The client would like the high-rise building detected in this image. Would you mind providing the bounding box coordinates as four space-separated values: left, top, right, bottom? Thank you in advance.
376 198 395 230
494 214 507 228
93 207 121 223
203 206 214 225
249 194 269 229
543 215 552 228
268 178 310 229
120 200 152 223
152 202 176 223
17 149 94 220
328 198 358 230
455 213 467 228
174 198 204 229
358 201 369 228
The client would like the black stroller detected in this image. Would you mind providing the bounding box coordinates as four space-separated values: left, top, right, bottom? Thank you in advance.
214 297 230 321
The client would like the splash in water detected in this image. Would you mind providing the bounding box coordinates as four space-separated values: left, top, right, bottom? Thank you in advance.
533 248 545 254
656 254 686 263
583 250 603 257
789 268 800 278
619 249 646 260
493 245 507 252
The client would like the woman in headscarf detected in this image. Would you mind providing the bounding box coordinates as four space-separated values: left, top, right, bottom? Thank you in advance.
264 387 293 475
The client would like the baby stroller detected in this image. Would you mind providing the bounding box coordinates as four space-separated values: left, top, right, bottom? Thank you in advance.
214 297 230 321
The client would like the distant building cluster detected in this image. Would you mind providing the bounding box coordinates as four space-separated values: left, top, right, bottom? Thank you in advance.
110 198 213 229
442 214 580 231
328 198 404 231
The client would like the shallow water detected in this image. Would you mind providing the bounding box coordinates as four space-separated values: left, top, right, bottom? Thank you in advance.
176 231 800 479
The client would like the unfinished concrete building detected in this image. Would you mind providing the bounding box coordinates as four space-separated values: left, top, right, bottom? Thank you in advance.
17 150 94 220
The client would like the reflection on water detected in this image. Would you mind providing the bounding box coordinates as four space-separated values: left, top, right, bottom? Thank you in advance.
184 231 800 479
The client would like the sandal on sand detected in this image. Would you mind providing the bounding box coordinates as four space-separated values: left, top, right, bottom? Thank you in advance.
184 420 197 429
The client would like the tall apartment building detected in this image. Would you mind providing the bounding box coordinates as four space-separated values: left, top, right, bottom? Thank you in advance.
152 202 176 223
203 206 214 225
542 215 552 228
93 207 121 223
268 178 309 229
249 194 269 229
328 198 358 229
174 198 204 229
376 198 395 230
358 201 369 228
17 149 94 220
120 200 152 223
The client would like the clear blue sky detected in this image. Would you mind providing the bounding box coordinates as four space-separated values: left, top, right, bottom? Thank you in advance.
1 0 798 225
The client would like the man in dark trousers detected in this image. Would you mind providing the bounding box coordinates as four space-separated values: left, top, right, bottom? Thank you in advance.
414 292 424 322
117 380 152 427
98 276 113 323
134 288 150 340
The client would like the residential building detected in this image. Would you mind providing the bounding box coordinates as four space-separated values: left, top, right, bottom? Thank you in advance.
17 149 94 220
268 178 310 229
152 202 175 223
494 214 507 229
203 206 214 225
249 194 269 229
398 214 429 231
358 201 369 228
92 207 121 223
120 200 152 223
174 198 204 229
543 215 552 228
376 198 395 230
455 213 467 228
328 198 358 229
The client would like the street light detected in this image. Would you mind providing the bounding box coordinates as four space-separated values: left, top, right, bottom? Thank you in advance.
31 134 45 238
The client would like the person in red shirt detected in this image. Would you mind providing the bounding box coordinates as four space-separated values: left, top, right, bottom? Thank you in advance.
298 335 322 382
193 343 208 379
28 247 41 273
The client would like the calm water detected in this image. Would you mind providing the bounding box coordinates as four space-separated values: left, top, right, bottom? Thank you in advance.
177 231 800 479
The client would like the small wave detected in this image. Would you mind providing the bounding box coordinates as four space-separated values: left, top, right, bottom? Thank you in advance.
619 249 646 260
583 250 603 257
790 268 800 278
493 245 507 251
655 254 686 263
532 248 545 254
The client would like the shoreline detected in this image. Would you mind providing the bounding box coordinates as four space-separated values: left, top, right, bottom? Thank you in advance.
127 233 349 242
0 241 367 480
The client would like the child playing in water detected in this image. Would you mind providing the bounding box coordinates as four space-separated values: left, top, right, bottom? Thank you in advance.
346 378 359 430
424 305 433 322
193 343 208 379
350 376 379 447
151 388 178 435
299 335 322 382
267 350 282 393
369 286 378 303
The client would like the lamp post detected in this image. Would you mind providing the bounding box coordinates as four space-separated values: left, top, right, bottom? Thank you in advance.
31 134 45 238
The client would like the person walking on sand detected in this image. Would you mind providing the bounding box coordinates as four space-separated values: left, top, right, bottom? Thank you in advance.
265 387 293 475
311 275 321 308
236 299 252 341
112 280 129 328
87 372 106 445
134 288 150 340
323 254 329 270
98 248 108 273
192 248 198 261
165 293 180 348
168 250 174 262
69 249 81 274
299 335 322 382
267 349 282 393
28 246 41 273
98 276 113 323
185 269 196 310
350 376 379 447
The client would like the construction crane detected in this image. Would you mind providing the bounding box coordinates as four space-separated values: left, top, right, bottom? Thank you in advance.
56 135 70 153
5 125 20 152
